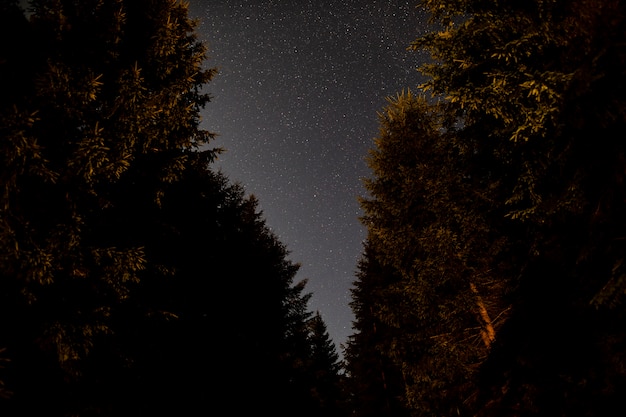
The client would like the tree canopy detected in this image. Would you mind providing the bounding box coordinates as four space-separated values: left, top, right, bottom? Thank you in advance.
347 1 626 416
0 1 343 415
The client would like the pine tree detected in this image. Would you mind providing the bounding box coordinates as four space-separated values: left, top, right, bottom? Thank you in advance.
0 0 216 414
307 311 344 417
345 243 409 417
275 279 342 417
353 91 513 416
121 165 317 416
1 1 346 416
413 1 626 415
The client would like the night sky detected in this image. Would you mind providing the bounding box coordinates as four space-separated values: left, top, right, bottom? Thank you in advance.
188 0 429 351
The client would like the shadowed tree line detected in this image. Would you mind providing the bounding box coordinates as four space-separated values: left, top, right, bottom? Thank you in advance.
3 0 626 416
0 1 342 416
345 0 626 416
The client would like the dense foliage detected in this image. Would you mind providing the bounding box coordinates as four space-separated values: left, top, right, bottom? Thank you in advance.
0 1 342 415
347 0 626 416
5 0 626 415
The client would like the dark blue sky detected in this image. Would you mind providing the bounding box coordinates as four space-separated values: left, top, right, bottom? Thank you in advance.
189 0 428 351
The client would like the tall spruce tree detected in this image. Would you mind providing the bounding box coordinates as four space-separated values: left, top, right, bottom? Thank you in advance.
1 2 346 415
352 91 513 416
0 0 217 414
345 242 410 417
307 311 344 417
349 1 626 416
272 283 345 417
413 1 626 415
126 165 321 416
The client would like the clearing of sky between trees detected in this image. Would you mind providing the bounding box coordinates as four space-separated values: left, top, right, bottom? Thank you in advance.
1 1 626 417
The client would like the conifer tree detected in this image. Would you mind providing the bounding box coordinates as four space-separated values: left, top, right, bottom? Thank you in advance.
1 1 347 416
353 91 512 416
307 311 344 417
0 0 216 414
349 1 626 416
276 281 344 417
413 1 626 415
124 165 317 416
345 243 409 417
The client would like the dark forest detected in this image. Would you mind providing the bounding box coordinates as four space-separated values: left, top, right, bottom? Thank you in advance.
1 1 625 416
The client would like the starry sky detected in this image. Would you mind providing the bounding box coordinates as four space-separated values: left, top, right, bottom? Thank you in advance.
188 0 429 351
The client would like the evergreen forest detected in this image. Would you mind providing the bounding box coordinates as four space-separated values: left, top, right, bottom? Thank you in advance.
1 1 625 416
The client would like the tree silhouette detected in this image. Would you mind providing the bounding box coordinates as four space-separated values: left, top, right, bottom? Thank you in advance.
350 92 512 416
0 1 343 416
345 242 409 417
307 311 344 417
